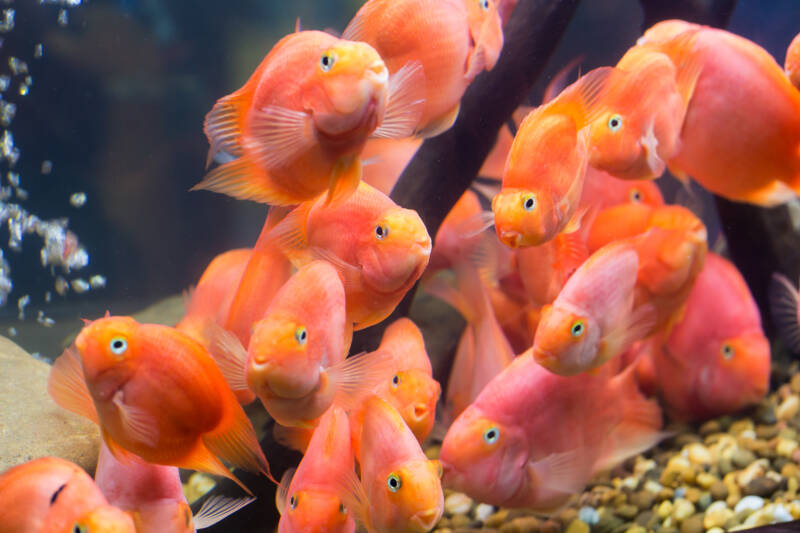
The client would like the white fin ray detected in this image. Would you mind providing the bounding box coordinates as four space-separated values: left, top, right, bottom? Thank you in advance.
275 467 295 516
194 494 256 529
372 61 426 139
203 320 249 391
47 345 99 424
245 105 316 170
770 273 800 352
113 391 160 448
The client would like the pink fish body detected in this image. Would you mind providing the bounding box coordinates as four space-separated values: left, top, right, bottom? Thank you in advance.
440 352 662 510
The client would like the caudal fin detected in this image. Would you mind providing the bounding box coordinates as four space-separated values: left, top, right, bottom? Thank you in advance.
770 273 800 352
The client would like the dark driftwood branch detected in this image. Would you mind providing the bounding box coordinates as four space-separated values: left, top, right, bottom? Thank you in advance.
638 0 737 30
350 0 583 355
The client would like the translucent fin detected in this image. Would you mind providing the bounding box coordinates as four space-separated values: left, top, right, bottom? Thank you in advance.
329 350 394 411
192 157 301 206
471 180 501 201
528 449 590 495
341 6 367 41
181 443 255 496
599 303 657 365
275 467 295 516
202 401 273 484
202 320 249 391
640 119 666 178
327 155 362 205
263 200 313 257
245 105 316 170
47 346 99 424
416 103 460 138
194 494 256 529
307 245 363 293
543 55 584 104
770 273 800 352
333 468 370 531
372 61 426 139
456 211 496 240
112 391 160 448
562 206 588 235
102 429 146 466
204 94 249 167
465 41 488 82
554 232 589 278
555 67 614 127
666 29 703 109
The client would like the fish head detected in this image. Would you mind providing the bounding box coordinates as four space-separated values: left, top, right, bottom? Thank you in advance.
492 188 557 248
464 0 504 71
370 458 443 533
786 32 800 89
532 304 601 376
312 40 389 137
74 316 140 385
440 408 528 506
696 332 770 417
279 489 354 533
380 369 441 443
588 107 666 180
247 314 321 399
624 180 664 208
358 206 431 293
72 505 137 533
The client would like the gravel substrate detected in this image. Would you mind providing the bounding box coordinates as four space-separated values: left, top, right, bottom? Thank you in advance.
429 361 800 533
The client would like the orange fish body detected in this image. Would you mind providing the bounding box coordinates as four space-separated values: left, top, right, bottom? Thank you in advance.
516 232 588 308
349 318 441 458
786 31 800 89
266 182 431 330
532 241 655 376
247 260 349 427
344 0 503 138
429 189 488 272
650 253 770 420
344 396 444 533
641 21 800 206
587 42 700 180
197 31 424 206
48 317 271 495
276 406 356 533
493 69 611 248
579 166 664 212
0 457 135 533
440 352 662 510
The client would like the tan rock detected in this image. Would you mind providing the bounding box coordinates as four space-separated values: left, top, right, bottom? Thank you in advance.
0 336 99 474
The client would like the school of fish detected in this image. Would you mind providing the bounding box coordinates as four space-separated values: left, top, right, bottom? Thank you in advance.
6 6 800 532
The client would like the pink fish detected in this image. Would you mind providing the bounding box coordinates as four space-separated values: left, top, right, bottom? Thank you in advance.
275 406 356 533
440 352 663 510
646 253 770 420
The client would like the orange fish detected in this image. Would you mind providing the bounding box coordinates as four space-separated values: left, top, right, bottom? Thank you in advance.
786 31 800 89
47 316 272 495
649 253 770 420
195 30 425 206
344 0 503 138
516 232 588 309
578 166 665 212
275 406 356 533
95 441 253 532
492 68 611 248
0 456 136 533
340 396 444 533
639 21 800 206
586 38 701 180
532 241 655 376
440 352 662 510
264 182 432 330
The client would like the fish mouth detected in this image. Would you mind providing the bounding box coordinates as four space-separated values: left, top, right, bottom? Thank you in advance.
410 508 442 531
531 347 558 371
499 231 522 248
413 403 428 420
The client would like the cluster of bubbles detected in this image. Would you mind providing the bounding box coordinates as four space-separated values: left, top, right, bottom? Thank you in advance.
0 0 105 327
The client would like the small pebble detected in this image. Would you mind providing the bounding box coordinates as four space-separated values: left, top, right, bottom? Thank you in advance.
445 492 473 515
629 490 654 510
729 420 754 436
755 424 780 440
679 513 704 533
564 519 589 533
777 437 799 457
695 472 716 489
743 476 780 497
734 495 765 513
707 528 725 533
577 507 599 526
737 459 767 487
500 516 540 533
485 510 509 529
685 443 711 466
731 448 756 469
634 511 657 529
474 503 494 522
450 514 471 528
791 374 800 393
625 526 646 533
615 504 637 520
698 420 722 436
774 503 793 523
703 503 734 529
709 480 728 501
540 519 561 533
671 498 695 522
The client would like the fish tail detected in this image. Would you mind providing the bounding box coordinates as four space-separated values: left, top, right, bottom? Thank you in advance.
202 396 274 484
181 442 257 496
192 156 303 206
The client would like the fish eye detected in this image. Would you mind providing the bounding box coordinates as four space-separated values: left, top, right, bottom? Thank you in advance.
483 426 499 444
479 0 489 10
391 374 400 388
73 525 88 533
109 337 128 356
522 194 536 212
320 52 336 72
387 472 402 492
608 114 623 132
295 326 308 346
721 343 734 360
289 494 297 509
339 502 347 514
570 319 585 338
375 224 389 240
629 188 643 203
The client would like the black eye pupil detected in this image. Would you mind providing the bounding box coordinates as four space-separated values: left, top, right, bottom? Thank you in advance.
113 340 123 349
611 119 619 127
488 430 496 438
376 226 383 236
390 478 398 487
392 375 399 385
322 56 329 66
